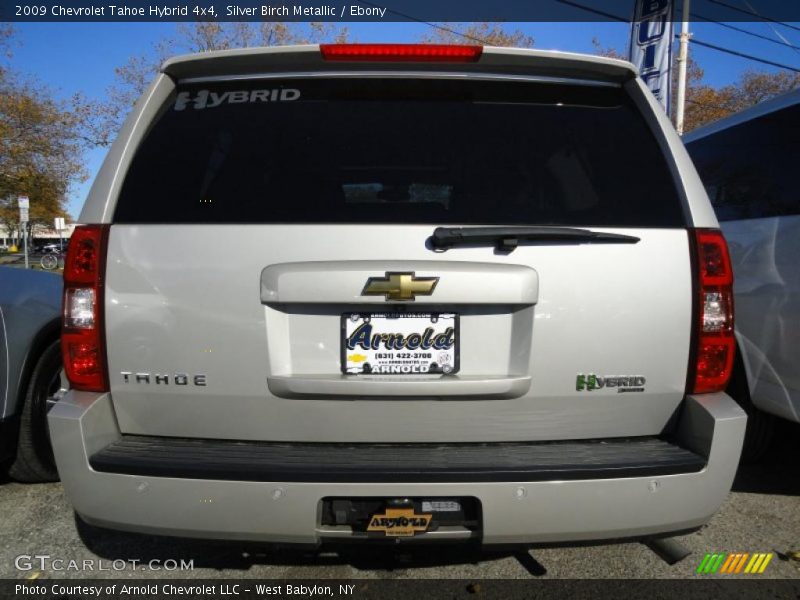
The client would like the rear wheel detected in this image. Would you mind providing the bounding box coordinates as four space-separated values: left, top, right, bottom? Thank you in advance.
8 341 64 482
727 348 776 464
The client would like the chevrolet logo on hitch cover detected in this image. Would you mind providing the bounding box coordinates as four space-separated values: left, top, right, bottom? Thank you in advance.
362 272 438 301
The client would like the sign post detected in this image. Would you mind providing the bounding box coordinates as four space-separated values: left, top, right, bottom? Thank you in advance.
18 196 29 269
675 0 692 135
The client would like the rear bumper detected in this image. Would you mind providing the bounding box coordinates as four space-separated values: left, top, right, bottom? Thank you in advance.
89 435 707 483
49 392 745 545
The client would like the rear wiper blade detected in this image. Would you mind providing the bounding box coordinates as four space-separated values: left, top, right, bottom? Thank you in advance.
430 226 640 252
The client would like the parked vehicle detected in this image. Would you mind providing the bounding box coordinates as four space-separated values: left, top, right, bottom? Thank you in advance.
0 266 64 482
28 243 58 254
685 89 800 461
50 44 745 545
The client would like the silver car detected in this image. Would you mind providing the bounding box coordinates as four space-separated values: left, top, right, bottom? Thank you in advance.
1 266 63 482
685 89 800 461
50 44 746 545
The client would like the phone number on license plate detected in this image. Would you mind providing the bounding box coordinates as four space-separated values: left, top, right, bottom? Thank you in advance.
341 313 458 375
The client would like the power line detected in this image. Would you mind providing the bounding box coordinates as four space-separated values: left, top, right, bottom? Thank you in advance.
741 0 800 57
693 13 800 51
552 0 629 22
365 0 800 75
356 1 492 45
558 0 800 45
558 0 800 72
687 36 800 72
419 22 490 45
703 0 800 34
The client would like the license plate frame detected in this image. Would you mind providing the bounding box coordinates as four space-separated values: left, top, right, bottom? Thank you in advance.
341 312 459 375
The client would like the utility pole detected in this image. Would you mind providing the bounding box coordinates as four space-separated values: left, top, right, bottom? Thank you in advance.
675 0 691 136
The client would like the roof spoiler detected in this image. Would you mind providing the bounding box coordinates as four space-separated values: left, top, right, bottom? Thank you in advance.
162 44 639 85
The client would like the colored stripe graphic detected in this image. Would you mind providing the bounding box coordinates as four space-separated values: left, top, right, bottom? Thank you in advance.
745 553 774 574
696 553 712 573
734 553 749 573
721 553 737 573
745 554 761 573
699 553 726 573
699 552 773 574
731 552 750 573
713 553 727 573
758 554 773 573
720 554 736 573
720 553 738 573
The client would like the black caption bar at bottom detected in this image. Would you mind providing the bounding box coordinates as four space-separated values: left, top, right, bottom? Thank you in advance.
4 579 800 600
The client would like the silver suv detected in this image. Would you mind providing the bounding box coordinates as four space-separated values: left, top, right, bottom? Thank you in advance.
50 44 746 545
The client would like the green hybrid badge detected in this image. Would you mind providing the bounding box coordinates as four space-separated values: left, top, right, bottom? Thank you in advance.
576 374 646 393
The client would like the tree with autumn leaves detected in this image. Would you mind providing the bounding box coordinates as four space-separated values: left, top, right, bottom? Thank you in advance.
685 70 800 131
591 37 800 132
68 22 800 143
0 24 85 245
1 22 798 239
0 22 351 242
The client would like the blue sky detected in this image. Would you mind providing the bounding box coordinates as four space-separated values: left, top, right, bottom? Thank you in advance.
8 20 800 217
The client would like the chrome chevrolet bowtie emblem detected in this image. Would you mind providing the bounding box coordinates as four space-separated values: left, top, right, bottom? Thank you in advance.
362 272 439 301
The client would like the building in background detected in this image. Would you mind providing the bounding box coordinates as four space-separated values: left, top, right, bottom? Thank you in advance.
0 223 75 249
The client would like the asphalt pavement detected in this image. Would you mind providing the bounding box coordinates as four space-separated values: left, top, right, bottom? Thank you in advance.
1 422 798 581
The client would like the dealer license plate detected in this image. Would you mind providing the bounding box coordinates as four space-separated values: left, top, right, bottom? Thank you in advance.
341 312 459 375
367 507 432 537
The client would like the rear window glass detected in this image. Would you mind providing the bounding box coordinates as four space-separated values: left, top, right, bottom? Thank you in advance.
114 78 684 227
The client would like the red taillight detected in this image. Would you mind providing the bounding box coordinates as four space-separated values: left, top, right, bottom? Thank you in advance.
320 43 483 62
61 225 109 392
691 229 735 394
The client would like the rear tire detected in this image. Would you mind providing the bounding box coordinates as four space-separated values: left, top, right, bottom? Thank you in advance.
8 341 62 483
727 348 776 464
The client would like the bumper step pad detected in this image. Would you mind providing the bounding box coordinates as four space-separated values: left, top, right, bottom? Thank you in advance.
90 435 705 483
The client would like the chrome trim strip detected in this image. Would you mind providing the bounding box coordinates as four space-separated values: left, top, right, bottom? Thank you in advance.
178 70 620 88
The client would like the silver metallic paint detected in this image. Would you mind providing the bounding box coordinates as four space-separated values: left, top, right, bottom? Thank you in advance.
725 216 800 423
0 267 62 422
49 391 746 544
54 45 741 543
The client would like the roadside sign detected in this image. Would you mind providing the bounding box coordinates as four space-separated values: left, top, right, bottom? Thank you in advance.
55 217 66 253
18 197 30 269
19 196 30 224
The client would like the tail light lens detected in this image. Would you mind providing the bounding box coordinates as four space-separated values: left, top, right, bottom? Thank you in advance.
691 229 735 394
320 44 483 62
61 225 110 392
